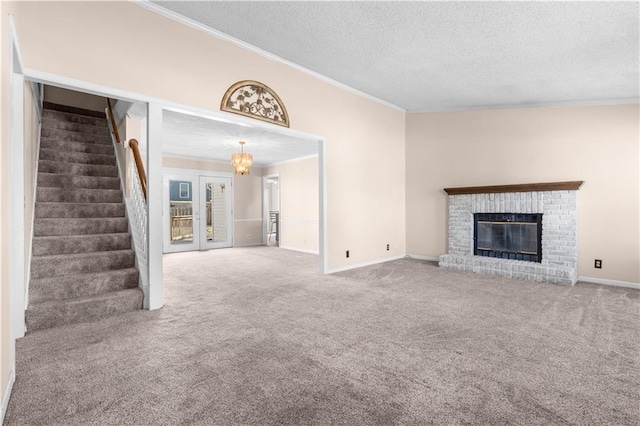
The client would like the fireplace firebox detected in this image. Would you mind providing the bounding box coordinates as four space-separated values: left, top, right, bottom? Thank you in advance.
473 213 542 262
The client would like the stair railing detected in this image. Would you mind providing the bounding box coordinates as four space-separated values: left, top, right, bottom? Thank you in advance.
105 98 150 307
127 138 148 261
128 139 147 201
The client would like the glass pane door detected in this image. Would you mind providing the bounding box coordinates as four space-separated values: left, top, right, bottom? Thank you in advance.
200 176 233 249
164 176 199 253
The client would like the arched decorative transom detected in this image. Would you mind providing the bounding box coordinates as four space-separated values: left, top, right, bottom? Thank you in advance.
220 80 290 128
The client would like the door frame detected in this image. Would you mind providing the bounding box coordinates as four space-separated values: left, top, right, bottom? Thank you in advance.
17 64 328 323
262 173 280 246
9 15 26 343
163 167 234 253
199 175 233 250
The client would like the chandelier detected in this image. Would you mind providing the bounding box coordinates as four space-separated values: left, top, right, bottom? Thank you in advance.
231 141 254 175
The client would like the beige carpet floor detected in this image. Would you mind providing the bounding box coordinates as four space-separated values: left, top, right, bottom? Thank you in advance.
4 247 640 425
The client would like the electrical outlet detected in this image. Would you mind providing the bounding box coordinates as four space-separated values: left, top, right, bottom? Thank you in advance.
346 250 350 258
594 259 602 269
386 244 390 251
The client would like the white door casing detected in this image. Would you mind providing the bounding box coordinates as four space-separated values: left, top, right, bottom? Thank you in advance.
163 170 234 253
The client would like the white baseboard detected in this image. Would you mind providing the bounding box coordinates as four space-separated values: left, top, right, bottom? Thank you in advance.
406 254 441 262
279 246 319 255
326 254 406 274
1 368 15 424
233 242 263 248
578 276 640 290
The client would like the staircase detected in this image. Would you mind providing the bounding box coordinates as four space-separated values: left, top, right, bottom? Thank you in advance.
26 103 143 332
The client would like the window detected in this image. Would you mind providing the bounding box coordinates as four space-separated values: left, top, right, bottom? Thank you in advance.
179 182 190 199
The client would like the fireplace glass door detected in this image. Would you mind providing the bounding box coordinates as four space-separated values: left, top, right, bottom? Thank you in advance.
474 213 542 262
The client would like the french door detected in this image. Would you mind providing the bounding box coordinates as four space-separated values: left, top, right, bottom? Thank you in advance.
163 173 233 253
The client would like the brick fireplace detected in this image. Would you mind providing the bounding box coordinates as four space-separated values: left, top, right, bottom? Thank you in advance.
439 181 583 285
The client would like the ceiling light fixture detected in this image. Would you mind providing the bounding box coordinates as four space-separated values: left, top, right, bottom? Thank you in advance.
231 141 254 175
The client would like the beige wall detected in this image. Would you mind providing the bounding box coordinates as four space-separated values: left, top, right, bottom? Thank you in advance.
44 85 105 112
7 0 407 271
406 104 640 283
163 157 265 247
264 157 320 253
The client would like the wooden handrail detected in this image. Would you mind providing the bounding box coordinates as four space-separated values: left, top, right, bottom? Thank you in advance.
105 97 146 201
129 139 147 201
106 97 122 144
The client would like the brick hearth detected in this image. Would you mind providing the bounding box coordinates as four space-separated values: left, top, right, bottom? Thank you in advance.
439 182 583 285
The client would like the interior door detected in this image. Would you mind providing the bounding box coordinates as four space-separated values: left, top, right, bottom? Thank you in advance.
199 176 233 249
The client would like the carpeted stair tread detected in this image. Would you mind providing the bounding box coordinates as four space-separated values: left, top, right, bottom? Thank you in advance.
40 138 115 155
39 160 118 177
32 233 132 256
29 268 140 304
43 109 109 128
37 173 121 190
42 117 111 136
35 202 125 218
35 217 128 236
27 104 142 333
41 127 112 144
37 187 122 203
39 148 116 166
25 288 143 332
30 249 135 279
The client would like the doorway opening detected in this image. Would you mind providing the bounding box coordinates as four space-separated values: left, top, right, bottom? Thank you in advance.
164 173 234 253
263 174 280 246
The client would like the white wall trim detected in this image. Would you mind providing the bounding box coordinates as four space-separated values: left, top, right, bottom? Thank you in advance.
406 254 440 262
9 14 26 340
234 218 262 222
263 154 319 168
319 139 327 274
578 276 640 290
1 369 15 424
162 153 252 168
132 0 404 113
408 97 640 114
162 167 234 180
262 173 279 246
326 254 406 274
24 120 42 310
24 69 325 145
234 242 264 248
29 82 43 122
147 103 164 310
164 152 318 169
280 246 320 256
162 170 236 253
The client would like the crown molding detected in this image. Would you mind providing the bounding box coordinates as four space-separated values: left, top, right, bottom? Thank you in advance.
131 0 405 113
263 154 319 168
408 97 640 114
163 152 315 169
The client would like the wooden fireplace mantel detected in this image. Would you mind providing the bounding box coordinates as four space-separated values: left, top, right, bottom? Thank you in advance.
443 181 584 195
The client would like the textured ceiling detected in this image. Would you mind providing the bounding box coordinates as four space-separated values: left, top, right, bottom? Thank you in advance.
162 110 318 166
150 1 639 111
